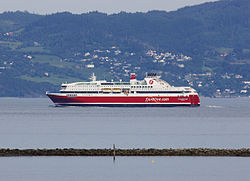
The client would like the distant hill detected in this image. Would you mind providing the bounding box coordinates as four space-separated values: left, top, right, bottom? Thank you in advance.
0 0 249 97
0 11 42 32
18 0 250 56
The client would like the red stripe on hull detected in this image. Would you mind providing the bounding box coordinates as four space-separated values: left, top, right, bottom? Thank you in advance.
47 94 200 106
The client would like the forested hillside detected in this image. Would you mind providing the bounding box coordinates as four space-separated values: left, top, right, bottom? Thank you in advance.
0 0 249 97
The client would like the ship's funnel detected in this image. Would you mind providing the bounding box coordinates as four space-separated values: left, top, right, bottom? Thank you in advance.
130 73 136 80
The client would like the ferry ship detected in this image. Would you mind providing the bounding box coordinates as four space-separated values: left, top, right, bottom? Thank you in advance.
46 73 200 107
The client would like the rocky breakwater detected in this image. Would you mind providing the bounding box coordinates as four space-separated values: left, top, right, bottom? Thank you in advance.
0 148 250 157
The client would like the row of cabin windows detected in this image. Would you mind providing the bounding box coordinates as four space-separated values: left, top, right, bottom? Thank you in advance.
131 86 153 89
65 89 97 91
66 85 131 88
99 85 128 87
65 85 97 88
101 83 130 85
140 91 191 93
62 91 191 94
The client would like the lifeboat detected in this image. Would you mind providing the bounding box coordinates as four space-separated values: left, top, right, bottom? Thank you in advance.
102 88 111 93
122 89 130 94
112 88 121 93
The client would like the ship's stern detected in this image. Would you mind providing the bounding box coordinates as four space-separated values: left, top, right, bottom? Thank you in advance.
189 94 200 106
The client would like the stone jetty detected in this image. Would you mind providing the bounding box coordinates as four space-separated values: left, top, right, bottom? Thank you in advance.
0 148 250 157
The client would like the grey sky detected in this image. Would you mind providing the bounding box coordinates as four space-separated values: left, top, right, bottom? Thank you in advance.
0 0 218 14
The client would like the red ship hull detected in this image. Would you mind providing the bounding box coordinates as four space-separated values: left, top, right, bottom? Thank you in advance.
47 93 200 107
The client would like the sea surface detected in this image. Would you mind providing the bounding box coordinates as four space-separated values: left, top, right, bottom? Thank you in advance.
0 97 250 180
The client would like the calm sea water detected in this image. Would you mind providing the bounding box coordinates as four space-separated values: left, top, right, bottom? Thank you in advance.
0 97 250 180
1 156 250 181
0 97 249 149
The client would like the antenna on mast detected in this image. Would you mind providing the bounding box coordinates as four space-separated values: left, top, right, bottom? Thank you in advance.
90 73 96 82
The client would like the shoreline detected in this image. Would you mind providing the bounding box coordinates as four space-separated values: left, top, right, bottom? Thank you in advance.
1 148 250 157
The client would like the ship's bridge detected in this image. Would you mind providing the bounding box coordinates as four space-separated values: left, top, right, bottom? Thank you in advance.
144 74 171 88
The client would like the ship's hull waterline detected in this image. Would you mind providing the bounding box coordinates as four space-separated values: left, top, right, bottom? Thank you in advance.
47 93 200 107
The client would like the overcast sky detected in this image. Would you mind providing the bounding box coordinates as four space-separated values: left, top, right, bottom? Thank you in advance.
0 0 218 14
